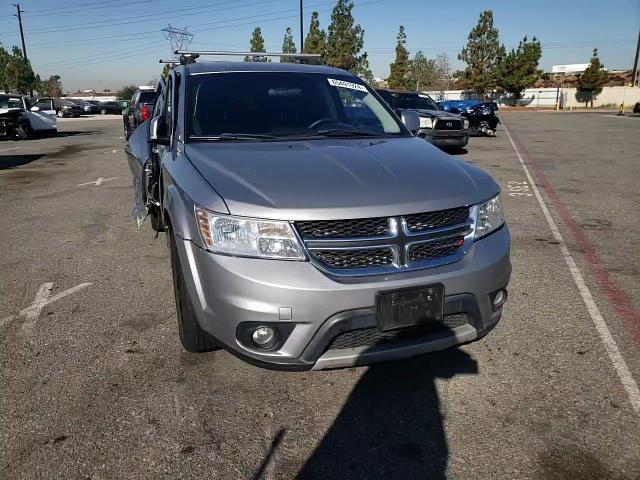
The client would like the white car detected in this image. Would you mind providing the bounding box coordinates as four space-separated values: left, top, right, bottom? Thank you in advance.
0 94 57 139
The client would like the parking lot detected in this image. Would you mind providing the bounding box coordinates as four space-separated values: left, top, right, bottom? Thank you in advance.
1 112 639 479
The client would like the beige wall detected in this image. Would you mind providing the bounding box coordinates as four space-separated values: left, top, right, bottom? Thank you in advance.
424 86 640 108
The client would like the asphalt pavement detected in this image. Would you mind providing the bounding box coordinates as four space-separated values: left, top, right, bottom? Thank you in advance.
1 113 639 479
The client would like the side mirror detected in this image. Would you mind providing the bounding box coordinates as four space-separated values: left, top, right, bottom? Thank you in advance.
30 106 40 112
149 116 170 145
401 110 420 134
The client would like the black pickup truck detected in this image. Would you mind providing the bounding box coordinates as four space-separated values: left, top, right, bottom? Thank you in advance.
376 89 469 150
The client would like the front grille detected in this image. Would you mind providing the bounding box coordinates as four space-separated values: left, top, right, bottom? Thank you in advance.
296 217 389 239
328 314 470 350
405 207 469 232
434 119 462 130
408 236 465 262
313 248 394 270
298 207 471 274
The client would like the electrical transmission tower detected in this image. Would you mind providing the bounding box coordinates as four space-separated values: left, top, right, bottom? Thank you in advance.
161 24 194 54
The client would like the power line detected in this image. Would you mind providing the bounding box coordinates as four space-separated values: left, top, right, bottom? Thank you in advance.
24 0 337 48
5 0 282 35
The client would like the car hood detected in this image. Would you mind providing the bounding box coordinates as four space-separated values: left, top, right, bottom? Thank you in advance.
184 137 498 220
413 108 460 119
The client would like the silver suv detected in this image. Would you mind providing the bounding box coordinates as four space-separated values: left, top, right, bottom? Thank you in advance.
126 55 511 370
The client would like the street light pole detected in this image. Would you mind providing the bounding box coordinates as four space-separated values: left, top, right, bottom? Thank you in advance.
13 3 33 97
632 27 640 87
299 0 304 52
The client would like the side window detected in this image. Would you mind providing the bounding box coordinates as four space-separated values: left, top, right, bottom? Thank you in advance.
153 85 165 118
164 76 173 135
36 99 51 110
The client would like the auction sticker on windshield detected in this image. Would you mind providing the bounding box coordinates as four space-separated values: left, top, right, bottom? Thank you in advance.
327 78 368 92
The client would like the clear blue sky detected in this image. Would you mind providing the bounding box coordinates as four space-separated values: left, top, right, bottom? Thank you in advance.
1 0 638 91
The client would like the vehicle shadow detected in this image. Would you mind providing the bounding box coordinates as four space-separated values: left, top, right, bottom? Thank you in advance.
443 147 468 156
295 347 478 480
0 154 46 170
54 130 101 138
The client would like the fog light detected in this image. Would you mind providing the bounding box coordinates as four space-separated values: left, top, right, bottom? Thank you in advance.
492 289 507 310
252 326 276 348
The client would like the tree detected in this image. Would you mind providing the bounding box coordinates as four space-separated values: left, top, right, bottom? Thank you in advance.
407 50 438 91
245 27 269 62
303 11 326 57
495 36 542 100
38 75 63 97
161 64 171 80
117 84 137 101
434 53 453 100
325 0 368 75
0 45 10 92
578 49 609 107
2 46 37 95
387 25 411 90
355 53 375 85
458 10 504 98
281 26 297 63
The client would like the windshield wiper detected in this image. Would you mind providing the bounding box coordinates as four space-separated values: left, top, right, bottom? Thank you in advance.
190 133 278 141
314 128 381 137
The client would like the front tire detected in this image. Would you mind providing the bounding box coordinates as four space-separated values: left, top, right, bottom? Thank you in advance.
167 225 219 353
57 110 65 118
17 122 34 140
100 108 107 115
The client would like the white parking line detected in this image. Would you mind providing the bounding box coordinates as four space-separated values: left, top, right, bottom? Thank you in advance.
0 146 21 152
502 121 640 416
1 282 92 335
78 176 118 186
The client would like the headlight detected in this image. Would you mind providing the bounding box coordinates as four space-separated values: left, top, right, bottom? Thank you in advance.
463 118 469 129
195 207 305 260
474 195 504 239
419 117 433 128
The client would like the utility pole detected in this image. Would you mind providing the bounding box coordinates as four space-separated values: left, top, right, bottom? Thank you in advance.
632 27 640 87
13 3 32 97
299 0 304 52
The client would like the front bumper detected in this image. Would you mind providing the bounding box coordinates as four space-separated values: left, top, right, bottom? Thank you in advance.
419 128 469 147
175 226 510 370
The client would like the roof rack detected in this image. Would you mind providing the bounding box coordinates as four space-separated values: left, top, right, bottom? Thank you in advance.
174 50 322 65
158 59 179 64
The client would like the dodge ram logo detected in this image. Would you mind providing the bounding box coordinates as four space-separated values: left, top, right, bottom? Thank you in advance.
446 122 452 127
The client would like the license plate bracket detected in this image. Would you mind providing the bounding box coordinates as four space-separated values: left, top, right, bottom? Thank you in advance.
376 284 444 332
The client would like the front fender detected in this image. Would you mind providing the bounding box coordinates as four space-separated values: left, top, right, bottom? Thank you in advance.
162 152 229 242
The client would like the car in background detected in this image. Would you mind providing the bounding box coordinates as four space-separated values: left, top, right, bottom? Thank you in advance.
69 98 99 114
96 101 125 115
123 86 157 140
376 89 469 150
633 102 640 114
31 97 83 118
438 100 500 137
0 93 57 139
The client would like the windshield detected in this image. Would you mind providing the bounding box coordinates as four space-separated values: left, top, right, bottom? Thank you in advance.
139 91 156 103
392 93 440 111
0 95 23 110
186 72 405 140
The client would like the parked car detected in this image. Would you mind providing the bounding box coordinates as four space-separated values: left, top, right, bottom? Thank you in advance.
376 89 469 149
126 58 511 371
1 94 57 139
633 102 640 114
123 86 157 140
439 100 500 137
69 98 99 114
96 101 125 115
31 97 83 118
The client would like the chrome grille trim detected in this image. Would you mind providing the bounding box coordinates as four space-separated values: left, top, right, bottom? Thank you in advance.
298 206 477 277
